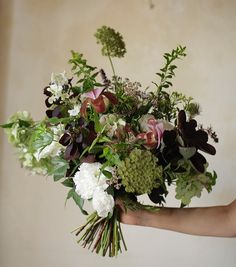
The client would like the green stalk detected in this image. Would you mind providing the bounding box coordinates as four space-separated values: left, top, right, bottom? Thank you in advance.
108 53 116 78
118 221 127 251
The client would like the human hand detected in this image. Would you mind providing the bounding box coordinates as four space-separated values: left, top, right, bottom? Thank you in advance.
115 198 145 226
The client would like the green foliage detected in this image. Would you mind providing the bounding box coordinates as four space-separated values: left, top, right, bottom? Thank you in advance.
95 26 126 58
68 50 99 93
100 146 121 166
155 45 186 91
152 90 199 121
148 46 201 121
49 156 69 181
67 188 88 215
174 161 217 205
29 124 53 151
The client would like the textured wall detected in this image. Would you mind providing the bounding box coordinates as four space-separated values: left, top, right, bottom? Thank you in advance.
0 0 236 267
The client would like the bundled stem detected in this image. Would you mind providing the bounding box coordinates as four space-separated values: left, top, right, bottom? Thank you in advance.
73 208 127 257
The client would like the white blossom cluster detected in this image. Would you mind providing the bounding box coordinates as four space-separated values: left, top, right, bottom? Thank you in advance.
46 72 81 117
73 163 114 218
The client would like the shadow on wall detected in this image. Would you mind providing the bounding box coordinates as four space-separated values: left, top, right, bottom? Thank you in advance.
0 0 13 170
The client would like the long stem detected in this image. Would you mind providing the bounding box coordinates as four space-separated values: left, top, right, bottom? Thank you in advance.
108 54 116 78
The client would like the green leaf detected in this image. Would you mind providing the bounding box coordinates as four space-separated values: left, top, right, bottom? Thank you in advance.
45 117 71 124
102 169 113 179
66 188 74 200
0 122 14 128
61 178 74 188
71 189 88 215
18 120 31 127
49 157 69 181
32 132 53 150
93 111 102 133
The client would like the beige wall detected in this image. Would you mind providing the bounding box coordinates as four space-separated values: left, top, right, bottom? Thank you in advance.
1 0 236 266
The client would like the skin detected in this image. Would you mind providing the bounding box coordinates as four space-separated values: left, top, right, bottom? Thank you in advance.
117 199 236 237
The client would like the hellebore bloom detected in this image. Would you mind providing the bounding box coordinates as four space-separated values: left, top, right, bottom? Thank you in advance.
80 88 118 116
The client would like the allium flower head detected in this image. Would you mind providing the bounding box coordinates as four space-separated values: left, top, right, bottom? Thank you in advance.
95 26 126 58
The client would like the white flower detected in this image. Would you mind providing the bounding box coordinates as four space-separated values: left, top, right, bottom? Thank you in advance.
34 141 63 161
47 84 63 104
68 104 81 117
22 153 34 167
47 71 69 104
51 124 64 137
158 119 174 131
139 114 174 132
51 71 68 86
92 188 114 218
73 162 108 200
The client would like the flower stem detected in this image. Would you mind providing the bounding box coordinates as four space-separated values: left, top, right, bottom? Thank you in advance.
108 54 116 78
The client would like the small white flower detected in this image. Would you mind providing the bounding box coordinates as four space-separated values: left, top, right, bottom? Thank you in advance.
73 162 108 200
51 124 64 137
92 188 114 218
22 153 34 167
47 71 69 104
47 84 63 104
51 71 68 86
68 104 81 117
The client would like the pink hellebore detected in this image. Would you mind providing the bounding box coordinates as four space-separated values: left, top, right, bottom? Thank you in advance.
80 88 118 116
137 118 164 149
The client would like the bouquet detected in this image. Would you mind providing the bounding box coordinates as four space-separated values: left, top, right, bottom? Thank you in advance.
1 26 218 257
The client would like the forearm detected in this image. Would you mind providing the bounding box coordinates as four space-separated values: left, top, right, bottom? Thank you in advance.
136 202 236 237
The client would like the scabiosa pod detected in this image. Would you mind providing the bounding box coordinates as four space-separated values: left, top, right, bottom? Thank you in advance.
118 148 163 195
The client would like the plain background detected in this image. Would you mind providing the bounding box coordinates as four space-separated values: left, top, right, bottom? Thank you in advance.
0 0 236 266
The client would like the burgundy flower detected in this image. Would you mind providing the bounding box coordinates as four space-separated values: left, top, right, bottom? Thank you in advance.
80 88 118 117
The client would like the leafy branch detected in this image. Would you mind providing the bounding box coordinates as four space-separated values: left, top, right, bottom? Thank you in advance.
68 50 100 93
154 45 186 92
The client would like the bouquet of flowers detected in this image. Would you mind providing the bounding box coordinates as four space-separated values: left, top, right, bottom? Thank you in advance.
1 26 218 257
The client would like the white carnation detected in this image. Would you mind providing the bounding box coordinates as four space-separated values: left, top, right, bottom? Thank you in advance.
92 188 114 218
73 162 108 200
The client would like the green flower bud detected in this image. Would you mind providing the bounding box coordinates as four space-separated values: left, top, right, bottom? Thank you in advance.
118 148 162 195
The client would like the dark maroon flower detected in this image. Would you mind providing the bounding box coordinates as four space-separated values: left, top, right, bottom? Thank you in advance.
59 119 97 162
177 110 216 172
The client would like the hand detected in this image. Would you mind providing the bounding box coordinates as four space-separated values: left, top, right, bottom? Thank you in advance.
115 199 145 226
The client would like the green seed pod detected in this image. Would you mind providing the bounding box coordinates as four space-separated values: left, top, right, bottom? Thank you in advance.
118 148 163 195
